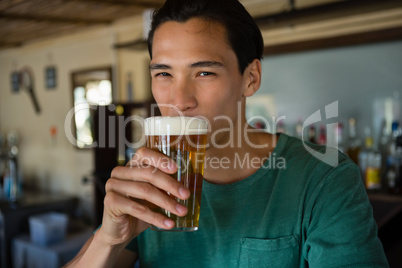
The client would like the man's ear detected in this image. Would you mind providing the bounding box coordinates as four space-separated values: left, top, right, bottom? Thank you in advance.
243 59 262 97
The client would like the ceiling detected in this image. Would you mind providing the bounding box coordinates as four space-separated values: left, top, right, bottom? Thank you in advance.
1 0 401 51
0 0 166 49
0 0 339 49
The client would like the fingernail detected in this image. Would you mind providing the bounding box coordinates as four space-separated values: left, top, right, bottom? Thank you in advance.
169 161 177 170
179 187 189 198
176 204 187 214
164 219 174 228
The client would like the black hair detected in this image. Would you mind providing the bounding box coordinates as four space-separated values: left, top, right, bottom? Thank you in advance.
147 0 264 74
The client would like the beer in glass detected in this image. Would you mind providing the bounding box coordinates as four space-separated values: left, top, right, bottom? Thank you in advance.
144 116 208 231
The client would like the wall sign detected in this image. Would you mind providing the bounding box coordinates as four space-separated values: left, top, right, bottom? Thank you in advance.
11 71 19 93
45 66 57 89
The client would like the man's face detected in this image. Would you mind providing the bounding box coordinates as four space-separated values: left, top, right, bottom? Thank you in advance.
150 18 250 145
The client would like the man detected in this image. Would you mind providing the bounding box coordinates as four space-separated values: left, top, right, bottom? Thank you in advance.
67 0 388 267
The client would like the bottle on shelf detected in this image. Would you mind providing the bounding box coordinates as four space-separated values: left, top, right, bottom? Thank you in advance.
3 156 18 202
378 119 391 187
365 140 382 191
295 118 303 139
0 134 5 200
386 132 402 195
2 131 22 202
358 130 372 182
335 123 346 153
384 121 399 192
318 125 326 146
346 117 362 165
276 120 285 134
308 125 316 144
388 121 400 158
358 127 382 191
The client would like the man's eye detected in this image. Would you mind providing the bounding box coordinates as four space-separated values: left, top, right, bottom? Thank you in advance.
155 72 171 77
199 71 214 77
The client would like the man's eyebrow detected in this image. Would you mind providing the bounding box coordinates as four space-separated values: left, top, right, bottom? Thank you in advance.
149 64 171 70
190 61 224 68
149 61 224 70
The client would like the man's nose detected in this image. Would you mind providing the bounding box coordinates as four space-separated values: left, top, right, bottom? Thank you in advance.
170 79 197 112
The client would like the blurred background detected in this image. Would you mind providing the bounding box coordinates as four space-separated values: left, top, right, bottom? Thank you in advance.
1 0 402 267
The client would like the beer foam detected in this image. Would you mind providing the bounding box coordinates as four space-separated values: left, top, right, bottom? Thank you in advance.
144 117 208 136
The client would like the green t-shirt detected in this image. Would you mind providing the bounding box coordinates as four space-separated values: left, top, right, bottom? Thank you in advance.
127 134 388 267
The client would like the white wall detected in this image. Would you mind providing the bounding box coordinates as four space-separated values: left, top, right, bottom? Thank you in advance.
250 40 402 142
0 15 152 219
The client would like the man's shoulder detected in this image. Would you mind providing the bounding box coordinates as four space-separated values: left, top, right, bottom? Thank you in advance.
279 133 355 169
272 133 360 189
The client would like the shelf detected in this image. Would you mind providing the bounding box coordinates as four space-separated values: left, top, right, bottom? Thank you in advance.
367 192 402 229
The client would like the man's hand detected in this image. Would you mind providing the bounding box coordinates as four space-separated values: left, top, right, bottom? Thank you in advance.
65 147 191 267
98 146 191 247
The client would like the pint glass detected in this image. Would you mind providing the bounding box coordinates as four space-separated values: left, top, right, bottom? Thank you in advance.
144 116 208 231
